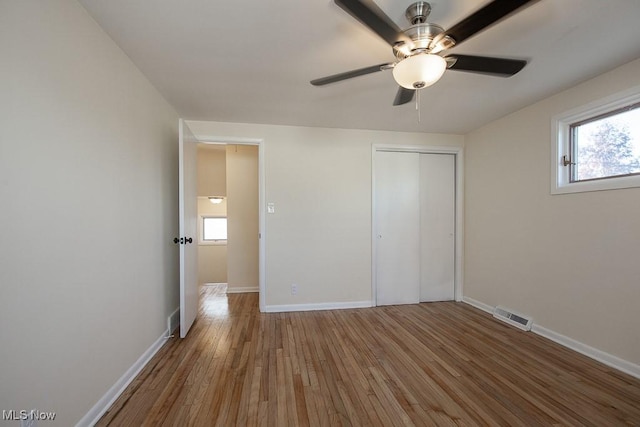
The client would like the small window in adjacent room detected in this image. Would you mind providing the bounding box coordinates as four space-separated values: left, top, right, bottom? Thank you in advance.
202 217 227 243
551 87 640 194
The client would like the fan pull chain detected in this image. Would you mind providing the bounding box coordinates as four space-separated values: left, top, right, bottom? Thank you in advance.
416 89 421 123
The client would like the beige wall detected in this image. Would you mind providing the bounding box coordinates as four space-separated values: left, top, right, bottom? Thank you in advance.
226 145 260 291
197 144 226 197
188 121 464 307
465 58 640 365
197 198 228 284
0 1 179 425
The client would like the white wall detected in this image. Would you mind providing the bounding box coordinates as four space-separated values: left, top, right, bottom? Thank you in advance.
465 58 640 366
187 121 463 308
226 145 259 291
0 1 179 425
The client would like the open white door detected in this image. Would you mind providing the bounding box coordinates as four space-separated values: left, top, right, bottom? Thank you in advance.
179 119 198 338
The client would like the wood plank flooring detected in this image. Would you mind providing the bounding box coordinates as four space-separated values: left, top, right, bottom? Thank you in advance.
97 284 640 426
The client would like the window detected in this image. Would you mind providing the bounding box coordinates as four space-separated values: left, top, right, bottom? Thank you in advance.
569 103 640 182
551 86 640 194
202 217 227 243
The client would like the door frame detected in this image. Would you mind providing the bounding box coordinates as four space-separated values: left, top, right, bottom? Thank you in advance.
194 134 266 313
371 144 464 306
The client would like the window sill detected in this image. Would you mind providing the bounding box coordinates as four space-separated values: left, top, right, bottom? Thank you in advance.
551 174 640 195
198 240 227 246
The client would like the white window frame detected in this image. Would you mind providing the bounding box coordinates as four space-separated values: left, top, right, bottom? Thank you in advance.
199 215 227 246
551 85 640 195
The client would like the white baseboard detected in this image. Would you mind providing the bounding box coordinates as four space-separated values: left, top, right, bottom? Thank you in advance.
76 330 170 427
265 300 373 313
462 296 493 314
462 296 640 379
532 324 640 379
226 286 259 294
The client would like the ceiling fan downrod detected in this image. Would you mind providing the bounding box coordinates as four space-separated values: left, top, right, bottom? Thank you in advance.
405 2 431 25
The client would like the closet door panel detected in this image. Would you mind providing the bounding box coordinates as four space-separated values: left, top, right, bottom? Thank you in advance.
375 151 420 306
420 153 455 302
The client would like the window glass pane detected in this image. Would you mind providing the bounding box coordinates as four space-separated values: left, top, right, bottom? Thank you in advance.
571 105 640 182
203 217 227 241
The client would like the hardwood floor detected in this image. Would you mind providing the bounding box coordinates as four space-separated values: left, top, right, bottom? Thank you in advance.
97 284 640 426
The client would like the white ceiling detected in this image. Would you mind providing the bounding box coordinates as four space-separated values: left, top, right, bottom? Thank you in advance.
79 0 640 134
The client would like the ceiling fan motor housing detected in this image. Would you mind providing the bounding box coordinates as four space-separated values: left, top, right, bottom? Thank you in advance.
393 2 456 60
393 23 444 59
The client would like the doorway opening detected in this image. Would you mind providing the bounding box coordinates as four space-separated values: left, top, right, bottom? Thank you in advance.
195 140 265 311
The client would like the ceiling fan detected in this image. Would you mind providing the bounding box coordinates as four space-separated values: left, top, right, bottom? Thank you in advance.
311 0 538 106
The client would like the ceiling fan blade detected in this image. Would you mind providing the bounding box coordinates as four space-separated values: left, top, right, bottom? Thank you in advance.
393 87 415 106
310 63 391 86
446 54 526 77
437 0 538 47
334 0 410 46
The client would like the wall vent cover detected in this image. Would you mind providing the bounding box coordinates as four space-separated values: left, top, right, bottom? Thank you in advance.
493 306 533 331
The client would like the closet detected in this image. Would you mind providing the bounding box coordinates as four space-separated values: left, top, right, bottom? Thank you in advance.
375 150 456 305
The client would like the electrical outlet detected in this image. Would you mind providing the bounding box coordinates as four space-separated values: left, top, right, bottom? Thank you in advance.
291 284 298 296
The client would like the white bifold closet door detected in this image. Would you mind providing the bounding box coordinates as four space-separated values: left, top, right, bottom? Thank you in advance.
375 151 455 306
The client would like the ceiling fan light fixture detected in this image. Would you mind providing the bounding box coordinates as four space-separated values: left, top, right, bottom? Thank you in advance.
392 53 446 89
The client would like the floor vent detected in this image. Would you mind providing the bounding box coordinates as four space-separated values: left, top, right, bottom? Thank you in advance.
493 306 533 331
